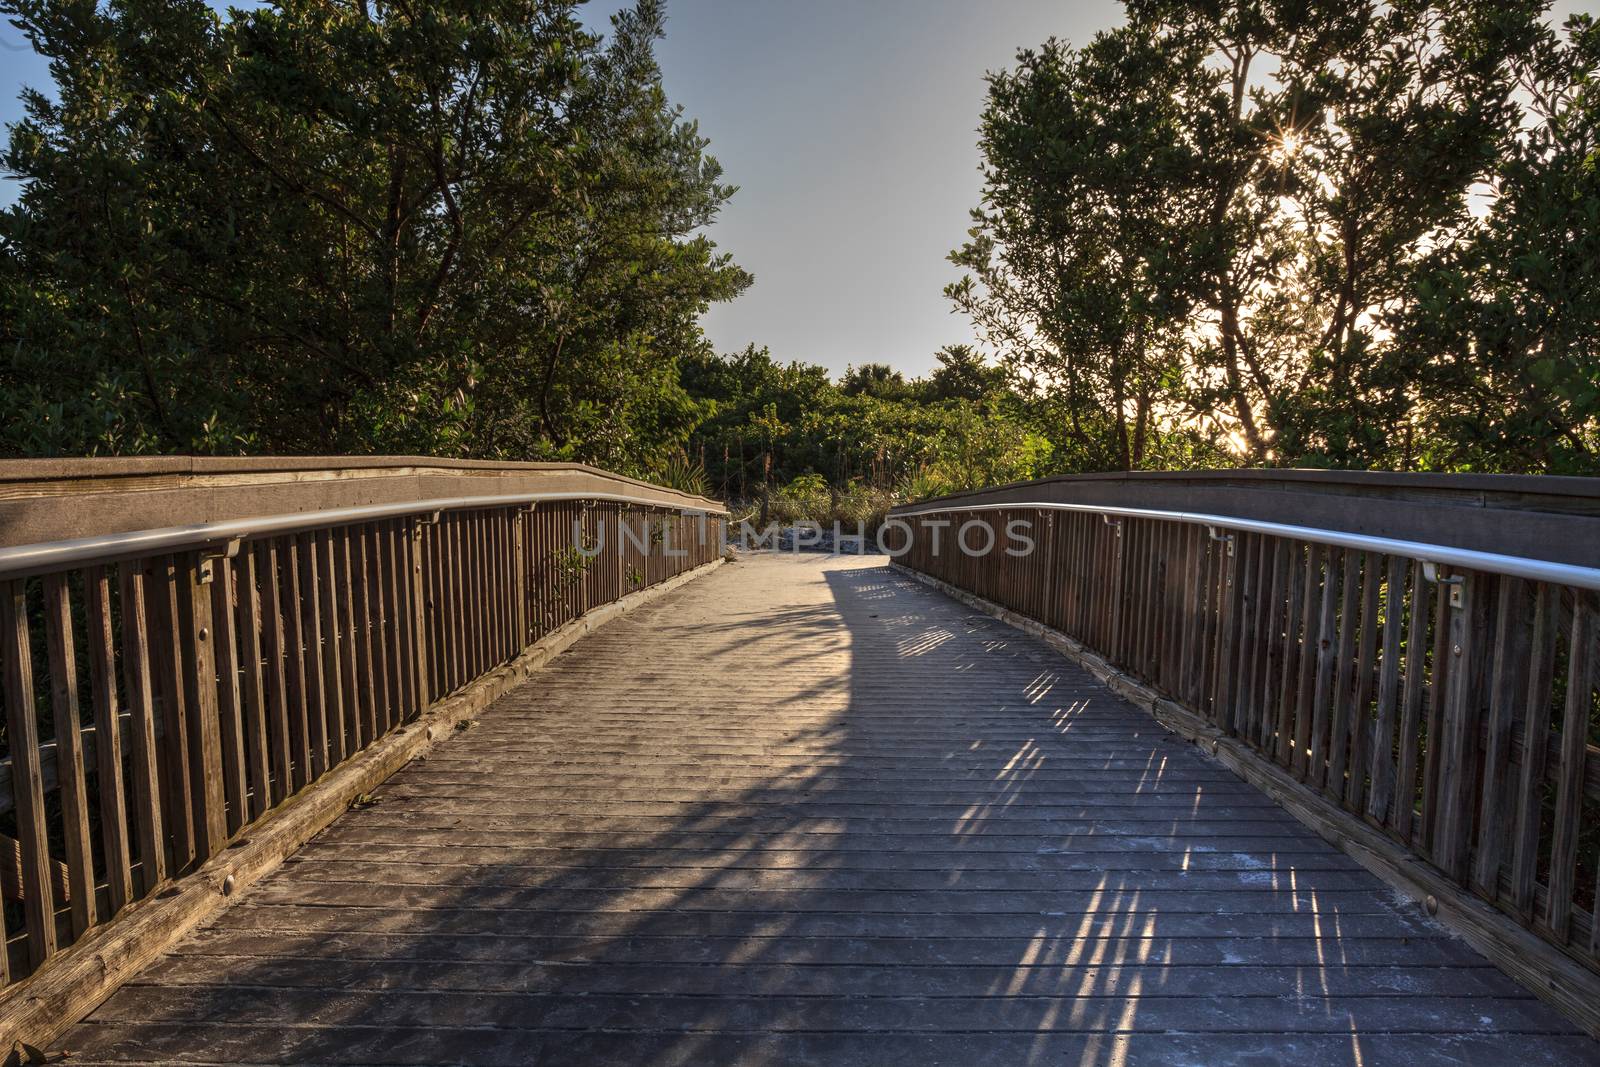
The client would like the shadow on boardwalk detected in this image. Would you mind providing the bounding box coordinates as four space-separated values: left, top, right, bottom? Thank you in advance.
55 555 1600 1066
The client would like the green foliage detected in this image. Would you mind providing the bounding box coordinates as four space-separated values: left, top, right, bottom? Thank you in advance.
955 0 1600 474
681 343 1059 502
0 0 747 464
650 447 710 498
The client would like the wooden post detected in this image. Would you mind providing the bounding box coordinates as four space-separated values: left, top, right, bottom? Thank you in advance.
86 565 134 913
1432 571 1484 881
207 549 250 835
184 551 229 862
410 516 433 710
3 580 57 969
1546 592 1596 939
117 562 168 894
42 574 97 939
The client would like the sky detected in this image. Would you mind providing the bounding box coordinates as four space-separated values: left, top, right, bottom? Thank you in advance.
2 0 1592 378
640 0 1123 377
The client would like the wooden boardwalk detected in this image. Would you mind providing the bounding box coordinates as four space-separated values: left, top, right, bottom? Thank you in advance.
57 555 1600 1066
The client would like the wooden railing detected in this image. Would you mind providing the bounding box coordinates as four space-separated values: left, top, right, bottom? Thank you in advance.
890 472 1600 996
0 459 724 988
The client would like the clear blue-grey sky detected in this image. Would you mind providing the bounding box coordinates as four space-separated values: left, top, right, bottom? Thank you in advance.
645 0 1122 377
3 1 1590 377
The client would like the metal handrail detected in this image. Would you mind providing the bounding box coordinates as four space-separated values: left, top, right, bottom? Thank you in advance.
888 499 1600 593
0 490 726 580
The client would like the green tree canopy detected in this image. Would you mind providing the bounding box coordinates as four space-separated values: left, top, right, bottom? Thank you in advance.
0 0 748 469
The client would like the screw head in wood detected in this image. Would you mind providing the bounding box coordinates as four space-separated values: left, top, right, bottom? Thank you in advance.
222 874 236 896
198 627 208 641
1423 894 1438 916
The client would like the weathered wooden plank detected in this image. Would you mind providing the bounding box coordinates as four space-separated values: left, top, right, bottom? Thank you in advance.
235 549 273 821
1433 572 1487 882
1366 556 1407 827
182 553 229 862
1393 562 1430 844
2 579 56 969
1346 555 1382 815
351 526 380 744
1419 579 1455 853
1509 584 1560 918
280 539 312 792
1473 576 1531 899
1307 548 1341 791
42 573 96 938
255 541 295 803
334 530 363 755
117 562 167 894
297 533 330 781
85 565 134 912
1274 542 1306 767
149 558 196 870
209 554 249 835
1545 592 1596 940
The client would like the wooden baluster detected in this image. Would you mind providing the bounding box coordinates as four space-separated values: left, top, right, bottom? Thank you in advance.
315 532 346 767
296 534 329 781
182 552 228 862
1307 548 1340 790
1545 591 1596 939
403 519 429 715
149 558 195 870
1366 556 1407 826
3 579 57 969
1259 541 1289 755
385 524 416 723
1393 564 1431 843
1325 549 1362 801
352 527 380 741
1472 575 1531 899
1346 557 1382 814
1419 580 1455 852
42 574 96 939
85 565 134 913
1275 543 1306 768
1213 535 1242 735
235 549 273 820
255 541 295 802
1292 545 1322 778
117 563 167 894
514 508 531 649
333 531 363 753
1508 585 1559 918
280 540 312 792
302 534 334 777
1433 571 1489 881
207 552 249 836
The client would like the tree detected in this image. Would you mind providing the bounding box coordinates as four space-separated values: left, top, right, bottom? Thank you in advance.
1123 0 1546 467
839 362 914 401
953 0 1578 472
948 25 1217 470
1394 12 1600 472
0 0 747 467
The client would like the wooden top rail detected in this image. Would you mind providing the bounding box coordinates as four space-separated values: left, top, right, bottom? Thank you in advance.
890 469 1600 567
890 498 1600 592
0 489 727 581
0 457 724 548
